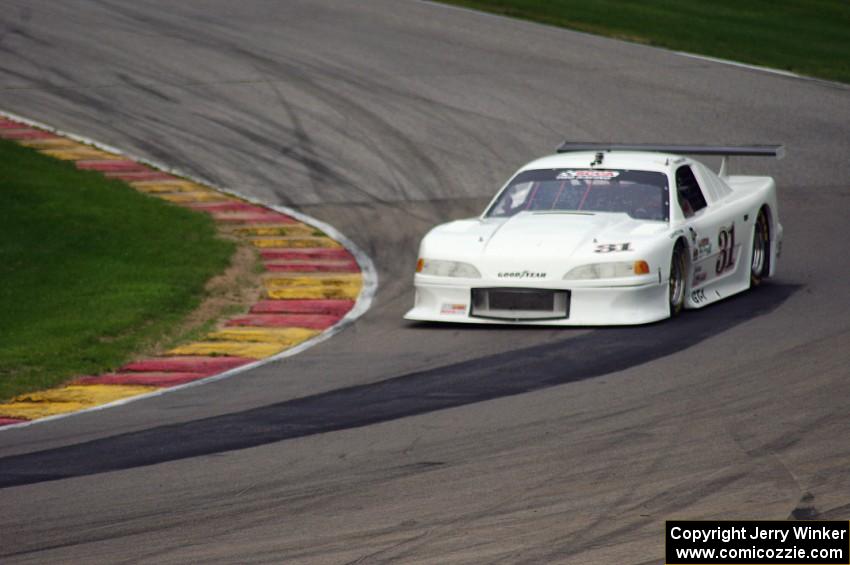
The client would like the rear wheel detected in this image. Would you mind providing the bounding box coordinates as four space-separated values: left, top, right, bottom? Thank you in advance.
750 208 770 287
669 242 687 316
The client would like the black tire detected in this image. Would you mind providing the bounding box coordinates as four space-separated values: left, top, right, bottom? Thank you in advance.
750 208 770 287
669 242 687 317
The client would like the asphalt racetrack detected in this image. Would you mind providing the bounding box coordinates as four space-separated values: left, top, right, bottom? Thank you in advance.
1 1 849 562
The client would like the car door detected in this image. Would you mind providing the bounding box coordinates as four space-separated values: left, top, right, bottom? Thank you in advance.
674 165 735 304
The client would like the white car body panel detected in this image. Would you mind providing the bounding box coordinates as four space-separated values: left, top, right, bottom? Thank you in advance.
405 149 782 325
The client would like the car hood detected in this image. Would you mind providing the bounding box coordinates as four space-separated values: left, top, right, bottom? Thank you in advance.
421 212 667 277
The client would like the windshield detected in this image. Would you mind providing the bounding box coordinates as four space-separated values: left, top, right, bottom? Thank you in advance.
485 168 670 221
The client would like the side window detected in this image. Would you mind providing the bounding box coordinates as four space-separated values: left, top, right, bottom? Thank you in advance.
675 165 708 217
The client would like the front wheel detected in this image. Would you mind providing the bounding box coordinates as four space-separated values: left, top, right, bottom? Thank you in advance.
750 208 770 287
669 243 687 317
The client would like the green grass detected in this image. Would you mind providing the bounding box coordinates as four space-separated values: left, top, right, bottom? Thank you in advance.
0 139 234 401
441 0 850 83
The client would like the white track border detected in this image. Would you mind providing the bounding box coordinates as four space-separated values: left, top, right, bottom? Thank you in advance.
0 109 379 431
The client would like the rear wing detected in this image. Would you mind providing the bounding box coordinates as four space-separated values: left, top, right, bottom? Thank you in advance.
555 142 784 178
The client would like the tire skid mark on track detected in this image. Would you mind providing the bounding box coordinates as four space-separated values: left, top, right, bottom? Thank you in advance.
0 283 795 488
0 112 378 428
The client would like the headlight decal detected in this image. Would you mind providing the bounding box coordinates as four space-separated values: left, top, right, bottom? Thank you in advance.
563 260 651 280
418 259 482 278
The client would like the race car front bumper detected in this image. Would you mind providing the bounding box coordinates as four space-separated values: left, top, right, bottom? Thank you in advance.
404 275 670 326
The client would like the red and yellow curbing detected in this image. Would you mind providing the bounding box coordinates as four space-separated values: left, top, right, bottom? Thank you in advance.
0 116 370 427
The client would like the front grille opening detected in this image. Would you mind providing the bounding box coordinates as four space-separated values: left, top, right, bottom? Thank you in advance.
471 288 569 320
489 290 553 311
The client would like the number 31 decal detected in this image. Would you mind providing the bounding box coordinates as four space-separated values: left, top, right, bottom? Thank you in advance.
716 224 735 274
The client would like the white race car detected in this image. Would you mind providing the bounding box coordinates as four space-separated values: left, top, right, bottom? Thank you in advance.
405 143 783 325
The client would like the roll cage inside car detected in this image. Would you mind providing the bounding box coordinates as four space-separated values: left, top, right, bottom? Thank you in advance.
485 168 670 221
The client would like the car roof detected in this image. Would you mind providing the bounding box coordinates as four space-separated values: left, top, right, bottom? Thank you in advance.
519 151 681 174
